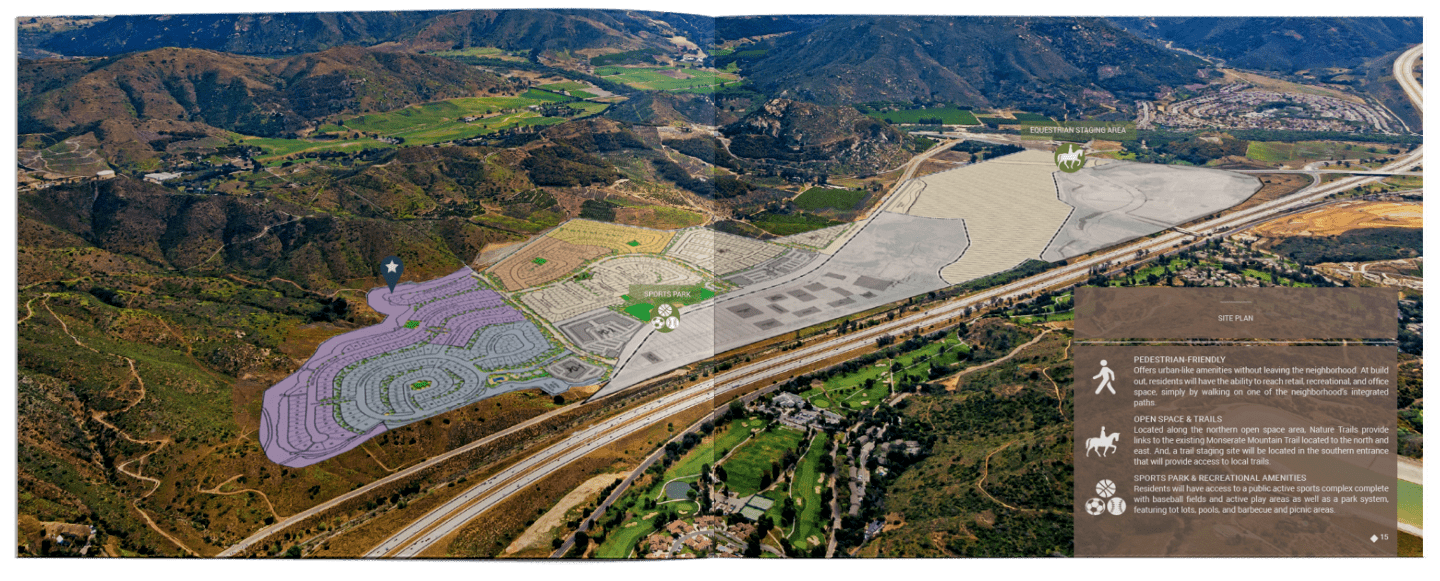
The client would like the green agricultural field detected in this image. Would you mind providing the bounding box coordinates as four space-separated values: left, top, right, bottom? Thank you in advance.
317 95 598 146
719 426 807 496
521 89 573 102
750 212 840 236
871 105 980 125
787 432 830 550
1246 141 1366 163
594 66 740 92
540 81 591 92
538 82 598 99
793 188 868 212
336 96 537 132
241 136 395 161
538 81 592 93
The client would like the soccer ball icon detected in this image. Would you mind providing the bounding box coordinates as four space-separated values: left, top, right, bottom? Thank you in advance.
650 304 680 332
1084 498 1106 516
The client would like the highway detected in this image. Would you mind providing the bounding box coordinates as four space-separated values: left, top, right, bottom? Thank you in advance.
364 384 719 557
367 135 1419 556
1232 169 1422 177
225 44 1422 560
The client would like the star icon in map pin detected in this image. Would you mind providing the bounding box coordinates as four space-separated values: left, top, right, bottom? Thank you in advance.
380 256 404 292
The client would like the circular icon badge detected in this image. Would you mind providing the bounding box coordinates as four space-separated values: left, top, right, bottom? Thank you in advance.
649 303 681 333
1096 479 1117 498
1107 497 1127 515
1084 498 1106 516
1054 142 1087 173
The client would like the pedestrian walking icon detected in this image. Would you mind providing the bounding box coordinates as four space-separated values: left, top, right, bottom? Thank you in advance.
1093 360 1116 394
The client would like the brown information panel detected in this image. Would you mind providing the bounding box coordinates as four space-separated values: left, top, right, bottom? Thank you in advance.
1074 288 1396 340
1073 346 1397 556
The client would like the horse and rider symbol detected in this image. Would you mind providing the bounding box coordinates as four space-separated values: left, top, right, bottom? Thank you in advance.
1086 426 1121 457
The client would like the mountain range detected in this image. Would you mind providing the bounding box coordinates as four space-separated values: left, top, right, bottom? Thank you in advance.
37 10 712 57
1108 17 1422 71
739 16 1207 117
19 46 510 164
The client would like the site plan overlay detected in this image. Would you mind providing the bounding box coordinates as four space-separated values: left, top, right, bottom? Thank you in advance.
261 153 1261 465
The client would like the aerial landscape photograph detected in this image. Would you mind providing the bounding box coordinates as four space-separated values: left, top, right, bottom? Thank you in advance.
10 3 1425 563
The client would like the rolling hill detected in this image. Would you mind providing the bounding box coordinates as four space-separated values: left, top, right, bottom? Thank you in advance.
722 98 910 174
19 46 512 164
740 16 1207 117
37 9 712 58
605 92 717 126
1108 17 1423 71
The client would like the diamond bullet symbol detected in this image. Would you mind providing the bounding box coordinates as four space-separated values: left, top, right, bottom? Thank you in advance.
1370 535 1378 543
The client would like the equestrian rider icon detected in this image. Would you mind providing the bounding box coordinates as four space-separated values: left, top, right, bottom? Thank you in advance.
1094 360 1116 394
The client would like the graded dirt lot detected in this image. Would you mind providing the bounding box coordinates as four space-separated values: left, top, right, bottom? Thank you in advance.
491 236 611 291
1040 161 1259 261
503 472 624 555
1223 173 1314 214
898 149 1071 283
1251 201 1422 238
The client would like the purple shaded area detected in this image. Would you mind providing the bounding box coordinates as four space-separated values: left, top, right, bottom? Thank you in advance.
432 309 525 347
260 268 508 467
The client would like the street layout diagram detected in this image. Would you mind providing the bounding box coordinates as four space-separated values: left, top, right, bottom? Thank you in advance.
260 151 1261 465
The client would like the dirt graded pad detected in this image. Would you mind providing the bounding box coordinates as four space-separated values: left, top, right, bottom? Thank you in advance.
491 236 611 291
1251 201 1422 238
778 223 857 252
665 227 786 275
596 211 968 399
900 149 1073 283
1040 161 1260 261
